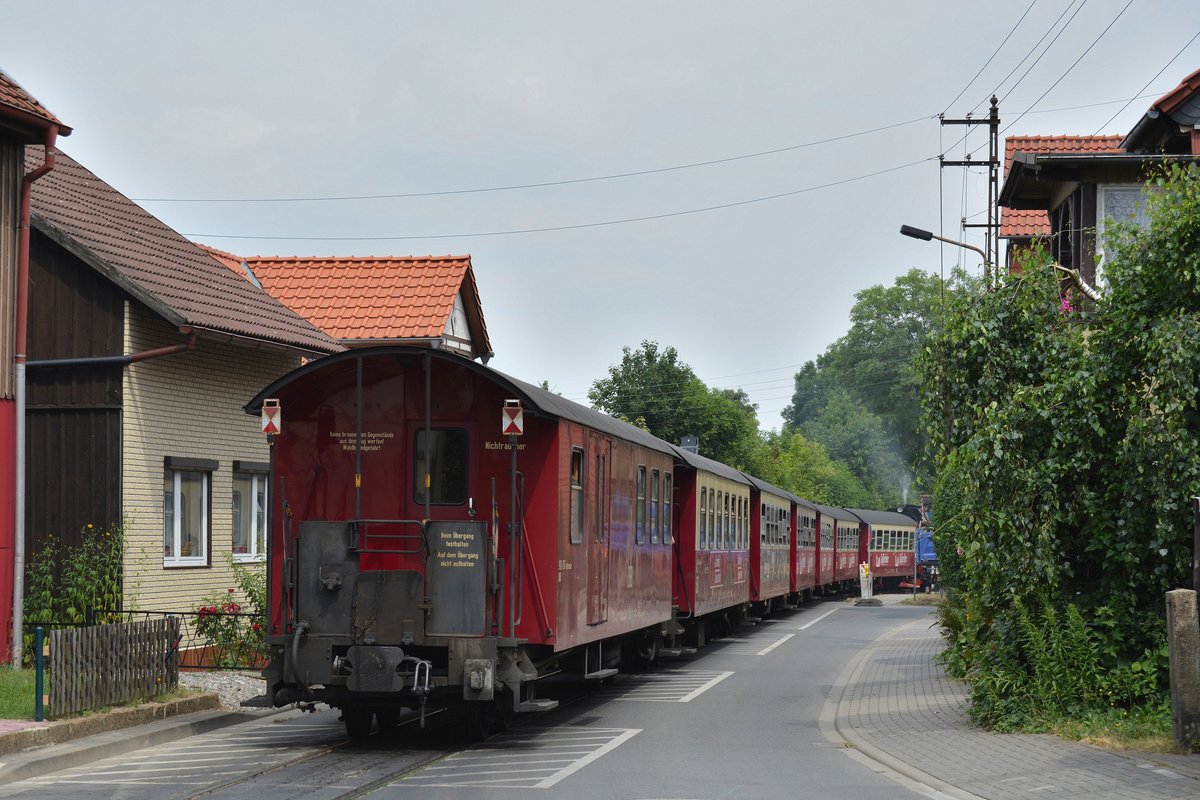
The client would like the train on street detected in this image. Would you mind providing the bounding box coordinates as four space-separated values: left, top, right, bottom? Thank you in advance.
246 345 919 740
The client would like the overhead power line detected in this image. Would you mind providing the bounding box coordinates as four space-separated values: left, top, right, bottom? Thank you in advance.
942 0 1038 114
1091 28 1200 135
1002 0 1135 135
186 157 936 242
137 115 935 204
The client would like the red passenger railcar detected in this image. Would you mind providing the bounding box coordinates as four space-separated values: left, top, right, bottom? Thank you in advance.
791 497 818 599
848 508 918 586
833 509 862 586
670 448 750 640
247 346 675 739
813 503 839 592
746 476 792 613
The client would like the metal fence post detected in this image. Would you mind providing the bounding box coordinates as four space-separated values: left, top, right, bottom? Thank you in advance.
34 626 44 722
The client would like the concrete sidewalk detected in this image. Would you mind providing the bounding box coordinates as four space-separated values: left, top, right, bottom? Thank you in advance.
826 613 1200 800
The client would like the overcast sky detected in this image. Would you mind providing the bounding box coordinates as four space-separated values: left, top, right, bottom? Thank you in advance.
3 1 1198 432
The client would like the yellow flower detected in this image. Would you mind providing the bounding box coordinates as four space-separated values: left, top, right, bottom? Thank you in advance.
87 523 94 529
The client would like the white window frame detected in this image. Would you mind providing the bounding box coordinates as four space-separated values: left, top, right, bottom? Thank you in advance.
163 461 212 568
232 470 268 562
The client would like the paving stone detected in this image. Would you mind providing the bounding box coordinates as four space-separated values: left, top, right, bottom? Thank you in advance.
837 618 1200 800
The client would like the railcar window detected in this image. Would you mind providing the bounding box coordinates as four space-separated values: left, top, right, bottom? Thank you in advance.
735 497 742 549
725 495 732 550
663 473 673 544
164 465 211 566
700 486 707 550
232 469 267 561
414 429 469 505
709 489 716 550
570 449 585 545
650 470 660 544
636 466 647 545
715 491 723 549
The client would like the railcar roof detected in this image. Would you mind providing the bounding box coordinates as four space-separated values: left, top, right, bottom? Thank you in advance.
499 369 676 457
845 508 918 527
246 345 676 457
741 473 793 501
670 447 750 485
792 495 818 511
813 503 854 521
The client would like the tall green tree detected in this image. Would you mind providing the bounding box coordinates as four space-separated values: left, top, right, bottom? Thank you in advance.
800 391 907 506
589 341 760 468
754 430 875 507
784 268 975 495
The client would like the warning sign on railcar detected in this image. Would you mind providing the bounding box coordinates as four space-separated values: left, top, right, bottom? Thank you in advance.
502 399 524 435
426 521 488 637
262 399 281 435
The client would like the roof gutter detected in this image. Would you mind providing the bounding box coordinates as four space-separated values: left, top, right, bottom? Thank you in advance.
13 127 59 667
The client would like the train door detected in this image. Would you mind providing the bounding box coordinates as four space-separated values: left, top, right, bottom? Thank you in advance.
587 435 611 625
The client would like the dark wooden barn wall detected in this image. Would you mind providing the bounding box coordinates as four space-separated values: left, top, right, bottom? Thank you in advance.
26 409 121 550
24 227 124 555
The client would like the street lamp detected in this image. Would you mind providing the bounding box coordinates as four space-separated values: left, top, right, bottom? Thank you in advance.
900 224 992 283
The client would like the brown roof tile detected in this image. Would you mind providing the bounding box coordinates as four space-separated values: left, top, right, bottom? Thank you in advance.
0 70 71 138
1149 66 1200 116
198 248 493 356
1000 135 1125 237
28 148 342 355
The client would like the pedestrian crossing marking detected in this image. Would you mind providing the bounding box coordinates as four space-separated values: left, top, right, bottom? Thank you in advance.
399 726 640 789
594 669 734 703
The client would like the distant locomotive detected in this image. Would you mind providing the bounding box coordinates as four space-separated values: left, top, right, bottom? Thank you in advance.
246 345 906 740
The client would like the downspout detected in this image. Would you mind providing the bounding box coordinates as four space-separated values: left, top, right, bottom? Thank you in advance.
26 333 196 369
13 128 58 667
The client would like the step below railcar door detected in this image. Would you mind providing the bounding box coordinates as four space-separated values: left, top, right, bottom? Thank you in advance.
587 436 611 625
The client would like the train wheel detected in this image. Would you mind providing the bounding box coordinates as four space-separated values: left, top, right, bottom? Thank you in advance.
343 707 373 743
638 635 659 668
464 700 495 742
494 691 515 733
375 708 401 734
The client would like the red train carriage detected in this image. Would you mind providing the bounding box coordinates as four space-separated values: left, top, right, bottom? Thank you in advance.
669 447 751 643
791 497 818 601
812 503 839 593
847 508 918 587
833 510 861 586
746 476 792 614
246 346 676 739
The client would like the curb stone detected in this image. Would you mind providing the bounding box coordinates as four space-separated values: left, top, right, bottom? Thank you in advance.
0 692 282 785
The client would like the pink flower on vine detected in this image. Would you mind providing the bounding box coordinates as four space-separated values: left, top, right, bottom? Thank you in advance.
1060 289 1074 314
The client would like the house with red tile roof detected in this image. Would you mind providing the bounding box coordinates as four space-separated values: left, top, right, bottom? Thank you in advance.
0 69 71 661
999 135 1125 271
201 248 493 362
23 144 342 636
999 67 1200 284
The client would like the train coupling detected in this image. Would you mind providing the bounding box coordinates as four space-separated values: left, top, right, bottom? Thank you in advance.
401 656 432 727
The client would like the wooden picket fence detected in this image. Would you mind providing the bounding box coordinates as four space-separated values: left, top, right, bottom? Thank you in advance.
47 617 180 718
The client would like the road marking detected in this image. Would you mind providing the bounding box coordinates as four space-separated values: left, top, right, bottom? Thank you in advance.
794 607 837 630
677 671 734 702
595 670 734 703
400 726 640 789
707 634 793 655
757 633 794 654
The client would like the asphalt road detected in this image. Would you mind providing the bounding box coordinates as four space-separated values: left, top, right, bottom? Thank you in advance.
0 600 937 800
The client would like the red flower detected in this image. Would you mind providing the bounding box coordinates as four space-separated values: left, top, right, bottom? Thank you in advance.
251 623 261 632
